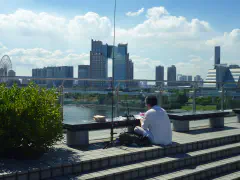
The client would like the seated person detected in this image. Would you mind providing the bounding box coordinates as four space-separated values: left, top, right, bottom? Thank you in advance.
134 95 172 145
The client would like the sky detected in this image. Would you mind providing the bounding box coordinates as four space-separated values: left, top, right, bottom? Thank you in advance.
0 0 239 80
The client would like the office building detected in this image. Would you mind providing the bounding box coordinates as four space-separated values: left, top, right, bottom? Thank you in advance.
194 75 203 81
78 65 90 87
167 65 176 86
32 68 47 84
156 66 164 86
32 66 73 88
113 44 129 88
90 40 108 87
229 64 240 69
90 40 134 88
128 59 134 80
187 75 192 81
178 74 187 81
214 46 220 68
127 59 134 87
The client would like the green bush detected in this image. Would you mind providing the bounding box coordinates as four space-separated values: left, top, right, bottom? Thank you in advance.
0 83 63 159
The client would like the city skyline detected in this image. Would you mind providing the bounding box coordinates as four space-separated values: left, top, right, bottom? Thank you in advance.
0 0 239 80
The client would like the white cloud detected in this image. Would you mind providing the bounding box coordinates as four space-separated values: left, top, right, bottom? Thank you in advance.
119 6 211 39
189 55 203 63
0 9 112 50
126 8 144 17
206 29 240 47
0 42 8 55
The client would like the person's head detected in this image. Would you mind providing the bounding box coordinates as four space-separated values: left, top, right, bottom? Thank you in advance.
145 95 158 109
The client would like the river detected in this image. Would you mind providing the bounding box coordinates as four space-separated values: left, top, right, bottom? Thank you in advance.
63 104 144 124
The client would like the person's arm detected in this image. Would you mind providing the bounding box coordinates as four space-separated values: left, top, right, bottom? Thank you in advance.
141 111 151 129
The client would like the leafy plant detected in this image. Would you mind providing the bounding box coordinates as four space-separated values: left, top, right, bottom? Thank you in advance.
0 83 63 159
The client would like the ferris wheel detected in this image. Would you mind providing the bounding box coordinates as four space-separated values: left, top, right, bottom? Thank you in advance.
0 55 12 82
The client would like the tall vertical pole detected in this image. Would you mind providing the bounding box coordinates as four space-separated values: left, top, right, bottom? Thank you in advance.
111 0 117 144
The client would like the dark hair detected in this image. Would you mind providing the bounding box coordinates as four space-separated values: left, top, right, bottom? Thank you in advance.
145 95 158 107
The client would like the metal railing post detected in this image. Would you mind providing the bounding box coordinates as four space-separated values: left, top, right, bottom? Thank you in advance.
115 87 119 117
192 84 197 113
221 85 224 111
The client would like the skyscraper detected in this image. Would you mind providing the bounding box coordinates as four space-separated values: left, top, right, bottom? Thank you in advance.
215 46 220 68
187 75 192 81
78 65 90 87
127 59 134 87
90 40 134 88
156 66 164 86
194 75 202 81
90 40 108 87
167 65 176 86
113 44 129 88
128 59 134 80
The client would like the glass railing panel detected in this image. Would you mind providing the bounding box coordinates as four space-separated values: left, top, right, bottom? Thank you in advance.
224 82 240 110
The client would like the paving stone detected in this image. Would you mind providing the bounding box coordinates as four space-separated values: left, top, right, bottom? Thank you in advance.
3 173 16 180
16 171 28 180
40 167 51 179
51 164 63 177
28 168 40 180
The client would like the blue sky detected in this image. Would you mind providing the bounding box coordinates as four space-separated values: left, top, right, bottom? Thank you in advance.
0 0 239 79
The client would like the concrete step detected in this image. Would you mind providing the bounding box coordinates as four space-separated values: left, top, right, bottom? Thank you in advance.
69 142 240 180
4 133 239 180
145 155 240 180
212 170 240 180
66 134 240 176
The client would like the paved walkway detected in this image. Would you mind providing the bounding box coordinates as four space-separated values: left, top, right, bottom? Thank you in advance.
0 116 239 176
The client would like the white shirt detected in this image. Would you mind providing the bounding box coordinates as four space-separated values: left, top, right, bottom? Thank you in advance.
142 105 172 145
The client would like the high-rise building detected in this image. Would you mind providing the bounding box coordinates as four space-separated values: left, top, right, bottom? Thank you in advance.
90 40 134 88
178 74 187 81
194 75 202 81
32 66 73 88
167 65 176 86
90 40 108 87
187 75 192 81
127 59 134 87
128 59 134 80
215 46 220 68
156 66 164 86
78 65 90 87
113 44 129 88
32 68 47 84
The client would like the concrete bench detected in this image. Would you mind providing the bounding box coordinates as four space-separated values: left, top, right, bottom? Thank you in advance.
168 111 230 132
233 109 240 123
63 117 140 146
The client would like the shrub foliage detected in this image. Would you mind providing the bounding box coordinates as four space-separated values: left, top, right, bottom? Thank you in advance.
0 83 63 158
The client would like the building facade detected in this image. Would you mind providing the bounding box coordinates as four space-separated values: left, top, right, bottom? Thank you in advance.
32 66 73 88
156 65 164 86
187 75 192 82
78 65 90 87
90 40 108 87
215 46 220 68
167 65 176 86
